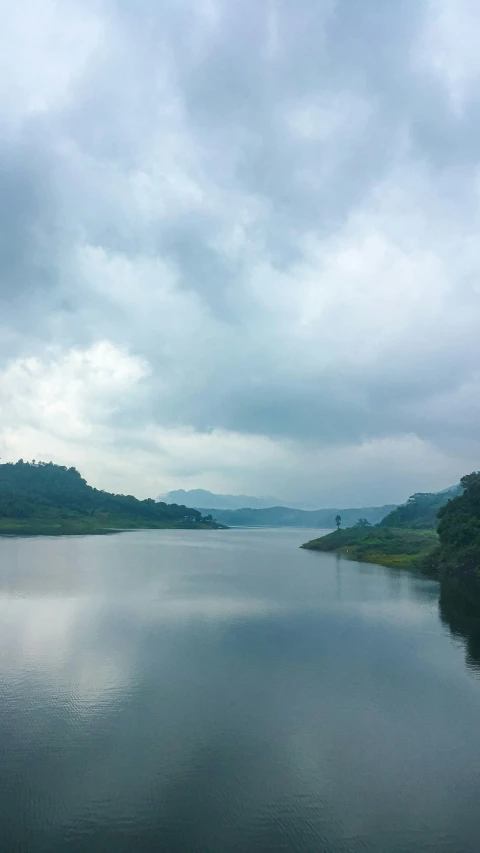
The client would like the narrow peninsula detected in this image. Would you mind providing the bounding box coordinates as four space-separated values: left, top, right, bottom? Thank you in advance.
302 474 480 617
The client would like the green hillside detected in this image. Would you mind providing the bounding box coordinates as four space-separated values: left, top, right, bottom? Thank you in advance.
0 460 223 535
300 485 460 567
420 472 480 589
301 525 438 568
378 486 461 529
301 476 480 590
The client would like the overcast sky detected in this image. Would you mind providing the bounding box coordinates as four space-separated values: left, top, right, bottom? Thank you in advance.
1 0 479 506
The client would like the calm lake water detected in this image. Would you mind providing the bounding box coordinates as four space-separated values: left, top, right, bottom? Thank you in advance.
1 527 480 853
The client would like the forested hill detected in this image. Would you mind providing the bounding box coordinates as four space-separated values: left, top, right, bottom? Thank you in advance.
301 484 463 568
421 473 480 588
202 504 396 528
378 485 461 529
0 460 221 534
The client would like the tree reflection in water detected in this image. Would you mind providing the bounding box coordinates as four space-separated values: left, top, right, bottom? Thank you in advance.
439 581 480 674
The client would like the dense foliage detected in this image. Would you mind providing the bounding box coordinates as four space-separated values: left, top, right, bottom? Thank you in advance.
420 473 480 590
0 460 219 534
378 486 461 529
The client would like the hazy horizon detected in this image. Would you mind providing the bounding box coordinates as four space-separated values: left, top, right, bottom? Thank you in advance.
160 484 454 511
1 0 480 505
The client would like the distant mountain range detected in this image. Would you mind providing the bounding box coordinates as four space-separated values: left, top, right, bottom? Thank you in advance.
161 489 310 510
190 505 397 528
161 485 461 530
160 489 396 528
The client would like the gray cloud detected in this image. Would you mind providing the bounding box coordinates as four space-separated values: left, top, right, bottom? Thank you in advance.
0 0 479 503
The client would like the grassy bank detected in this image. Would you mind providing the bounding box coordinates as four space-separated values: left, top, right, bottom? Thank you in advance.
301 526 439 569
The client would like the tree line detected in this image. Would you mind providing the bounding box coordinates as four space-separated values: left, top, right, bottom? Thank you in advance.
0 460 213 526
420 472 480 595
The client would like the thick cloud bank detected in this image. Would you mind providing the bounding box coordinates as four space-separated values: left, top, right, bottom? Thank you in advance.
1 0 479 504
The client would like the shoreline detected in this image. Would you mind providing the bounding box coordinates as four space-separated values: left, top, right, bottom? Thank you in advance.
0 520 227 537
301 527 438 570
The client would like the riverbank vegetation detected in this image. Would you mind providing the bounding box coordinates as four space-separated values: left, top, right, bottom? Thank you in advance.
301 526 438 568
419 473 480 589
302 474 480 613
0 460 224 535
377 486 461 529
303 474 480 670
301 485 464 568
